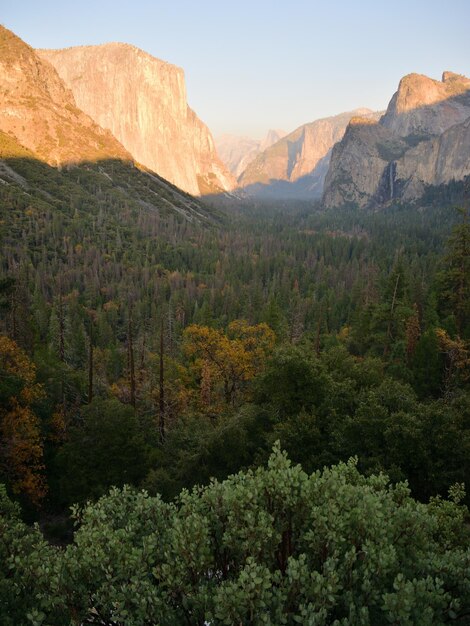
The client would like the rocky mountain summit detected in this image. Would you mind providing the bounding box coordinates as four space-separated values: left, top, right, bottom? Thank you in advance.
38 43 235 196
237 110 380 199
323 71 470 208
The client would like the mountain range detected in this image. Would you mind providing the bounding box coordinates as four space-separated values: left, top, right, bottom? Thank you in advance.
0 24 468 210
228 72 469 205
237 109 381 199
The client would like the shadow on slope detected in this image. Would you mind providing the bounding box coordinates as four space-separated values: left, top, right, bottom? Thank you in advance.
0 131 223 225
238 152 332 201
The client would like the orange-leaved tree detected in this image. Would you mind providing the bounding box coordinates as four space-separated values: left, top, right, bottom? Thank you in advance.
435 328 470 395
0 335 47 505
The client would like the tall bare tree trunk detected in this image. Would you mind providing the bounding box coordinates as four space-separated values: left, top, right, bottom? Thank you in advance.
159 317 165 443
88 326 93 404
384 274 400 358
128 314 136 408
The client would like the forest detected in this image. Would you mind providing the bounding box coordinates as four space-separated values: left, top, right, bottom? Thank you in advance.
1 159 469 623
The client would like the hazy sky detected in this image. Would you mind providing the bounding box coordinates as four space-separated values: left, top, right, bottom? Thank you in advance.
3 1 470 138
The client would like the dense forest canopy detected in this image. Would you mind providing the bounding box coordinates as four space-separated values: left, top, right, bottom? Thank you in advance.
2 447 470 625
0 157 469 622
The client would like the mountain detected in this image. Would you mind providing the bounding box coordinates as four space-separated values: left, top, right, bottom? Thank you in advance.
259 129 286 152
215 129 286 178
0 26 218 225
0 26 130 165
215 135 260 178
38 44 235 196
0 128 218 225
323 71 470 208
381 71 470 137
237 110 379 199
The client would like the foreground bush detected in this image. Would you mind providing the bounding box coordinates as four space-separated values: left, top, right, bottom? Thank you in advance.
1 445 470 625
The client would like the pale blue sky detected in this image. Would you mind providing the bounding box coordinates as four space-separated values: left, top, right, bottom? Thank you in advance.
3 0 470 138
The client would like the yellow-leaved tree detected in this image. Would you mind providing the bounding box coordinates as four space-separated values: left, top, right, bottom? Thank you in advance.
183 320 275 411
0 335 47 505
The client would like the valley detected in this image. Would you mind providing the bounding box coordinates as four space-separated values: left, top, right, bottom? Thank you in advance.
0 17 469 626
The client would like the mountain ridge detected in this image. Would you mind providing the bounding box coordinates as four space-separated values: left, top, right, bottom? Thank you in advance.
0 26 131 166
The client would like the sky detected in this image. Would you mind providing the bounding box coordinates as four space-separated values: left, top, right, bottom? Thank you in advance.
3 0 470 139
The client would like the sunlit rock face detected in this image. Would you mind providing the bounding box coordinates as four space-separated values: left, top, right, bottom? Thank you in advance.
323 72 470 208
237 110 379 199
38 43 235 195
381 71 470 137
0 26 130 164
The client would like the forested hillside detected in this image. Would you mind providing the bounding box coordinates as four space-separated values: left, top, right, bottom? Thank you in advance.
1 140 469 506
1 133 469 622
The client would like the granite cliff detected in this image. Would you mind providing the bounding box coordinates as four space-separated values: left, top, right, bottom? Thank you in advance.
38 44 235 196
0 26 219 224
238 110 379 199
323 72 470 208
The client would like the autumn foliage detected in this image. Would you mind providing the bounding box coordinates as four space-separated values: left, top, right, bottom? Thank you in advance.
183 321 275 409
0 336 46 505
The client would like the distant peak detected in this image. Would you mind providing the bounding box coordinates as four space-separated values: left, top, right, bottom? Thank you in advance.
352 107 374 115
259 128 286 151
265 128 286 137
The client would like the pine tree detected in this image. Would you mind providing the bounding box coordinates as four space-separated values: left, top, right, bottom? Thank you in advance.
438 208 470 338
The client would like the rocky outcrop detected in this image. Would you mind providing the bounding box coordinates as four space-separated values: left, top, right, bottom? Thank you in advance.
0 26 130 164
381 71 470 137
38 44 235 196
323 118 408 208
323 71 470 208
238 110 379 199
395 115 470 199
